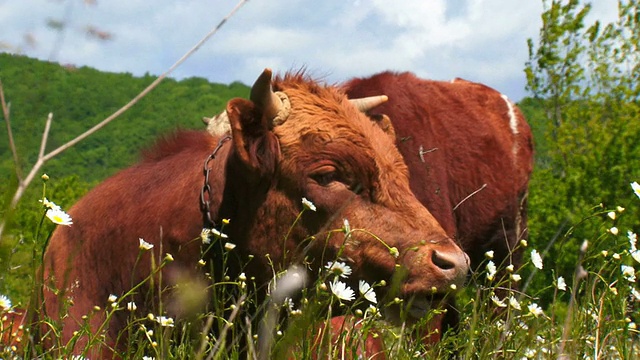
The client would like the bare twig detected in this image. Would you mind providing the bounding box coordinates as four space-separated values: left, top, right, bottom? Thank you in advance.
207 294 247 360
0 0 249 242
0 80 22 181
453 183 487 211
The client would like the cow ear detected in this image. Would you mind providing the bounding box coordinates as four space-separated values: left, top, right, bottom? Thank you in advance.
226 98 280 177
369 113 396 142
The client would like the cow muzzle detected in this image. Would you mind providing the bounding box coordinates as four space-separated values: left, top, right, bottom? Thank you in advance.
400 241 470 296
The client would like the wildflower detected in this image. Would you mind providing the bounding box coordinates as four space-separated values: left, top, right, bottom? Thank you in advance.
485 250 494 259
325 261 352 278
556 276 567 291
631 181 640 199
127 302 137 311
621 265 636 282
222 218 230 225
609 227 619 236
198 259 206 267
506 264 514 273
108 294 117 303
342 218 351 233
486 261 497 281
629 231 638 251
630 322 637 330
510 273 522 282
358 280 377 304
224 242 236 251
490 295 507 308
601 250 609 257
139 238 154 250
46 208 73 226
0 294 12 311
200 228 211 244
450 284 457 291
524 348 536 358
164 253 174 262
607 211 616 220
238 273 247 282
41 173 49 181
520 239 528 247
613 253 621 260
329 279 355 302
302 197 316 211
389 247 400 258
508 296 521 310
365 305 379 318
155 315 175 327
527 303 544 317
211 228 228 239
580 240 589 253
630 287 640 301
39 197 61 210
531 249 543 270
617 206 625 212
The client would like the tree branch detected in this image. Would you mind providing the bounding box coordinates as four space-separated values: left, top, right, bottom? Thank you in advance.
0 0 249 242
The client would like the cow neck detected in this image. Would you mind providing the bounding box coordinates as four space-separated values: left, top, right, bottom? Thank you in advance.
200 135 232 229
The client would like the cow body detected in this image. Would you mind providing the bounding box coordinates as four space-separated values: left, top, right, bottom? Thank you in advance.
39 70 469 357
343 71 534 279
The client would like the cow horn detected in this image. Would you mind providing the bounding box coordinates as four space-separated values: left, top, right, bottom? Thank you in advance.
349 95 388 112
250 68 286 122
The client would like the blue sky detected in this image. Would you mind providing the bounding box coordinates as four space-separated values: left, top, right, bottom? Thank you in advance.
1 0 619 101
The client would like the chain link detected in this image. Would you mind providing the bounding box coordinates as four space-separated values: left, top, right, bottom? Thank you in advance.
200 135 231 228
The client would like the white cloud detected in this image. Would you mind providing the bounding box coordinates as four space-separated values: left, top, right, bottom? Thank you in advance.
1 0 621 100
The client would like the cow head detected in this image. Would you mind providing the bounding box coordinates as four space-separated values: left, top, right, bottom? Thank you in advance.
217 69 469 322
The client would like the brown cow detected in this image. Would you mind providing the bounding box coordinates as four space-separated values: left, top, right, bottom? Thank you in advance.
343 72 534 331
39 69 469 357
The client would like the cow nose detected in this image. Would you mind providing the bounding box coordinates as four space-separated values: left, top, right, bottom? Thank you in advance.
431 249 470 281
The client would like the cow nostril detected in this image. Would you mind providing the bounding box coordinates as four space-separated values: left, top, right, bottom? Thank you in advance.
431 250 456 271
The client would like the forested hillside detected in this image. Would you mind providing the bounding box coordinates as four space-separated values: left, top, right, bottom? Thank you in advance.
0 53 250 182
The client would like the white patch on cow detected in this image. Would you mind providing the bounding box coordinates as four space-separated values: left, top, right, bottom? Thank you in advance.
500 94 519 135
205 111 232 136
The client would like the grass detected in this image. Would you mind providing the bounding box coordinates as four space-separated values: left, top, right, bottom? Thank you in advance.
1 181 640 359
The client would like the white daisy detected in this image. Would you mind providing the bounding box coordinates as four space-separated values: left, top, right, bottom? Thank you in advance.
358 280 377 304
491 295 507 308
556 276 567 291
508 296 521 310
127 301 137 311
46 208 73 226
528 303 544 317
224 242 236 251
329 279 355 302
155 315 175 327
486 261 497 281
0 294 12 311
139 238 154 251
631 181 640 199
325 261 352 278
301 197 316 211
531 249 543 270
621 265 636 282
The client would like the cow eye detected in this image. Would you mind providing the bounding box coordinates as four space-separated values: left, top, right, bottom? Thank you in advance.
311 170 338 186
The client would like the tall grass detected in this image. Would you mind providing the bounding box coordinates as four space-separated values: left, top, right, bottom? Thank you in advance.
1 179 640 359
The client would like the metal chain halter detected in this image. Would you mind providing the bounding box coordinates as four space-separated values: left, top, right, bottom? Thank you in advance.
200 135 232 228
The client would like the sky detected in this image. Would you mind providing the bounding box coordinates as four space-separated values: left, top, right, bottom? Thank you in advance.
1 0 620 101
